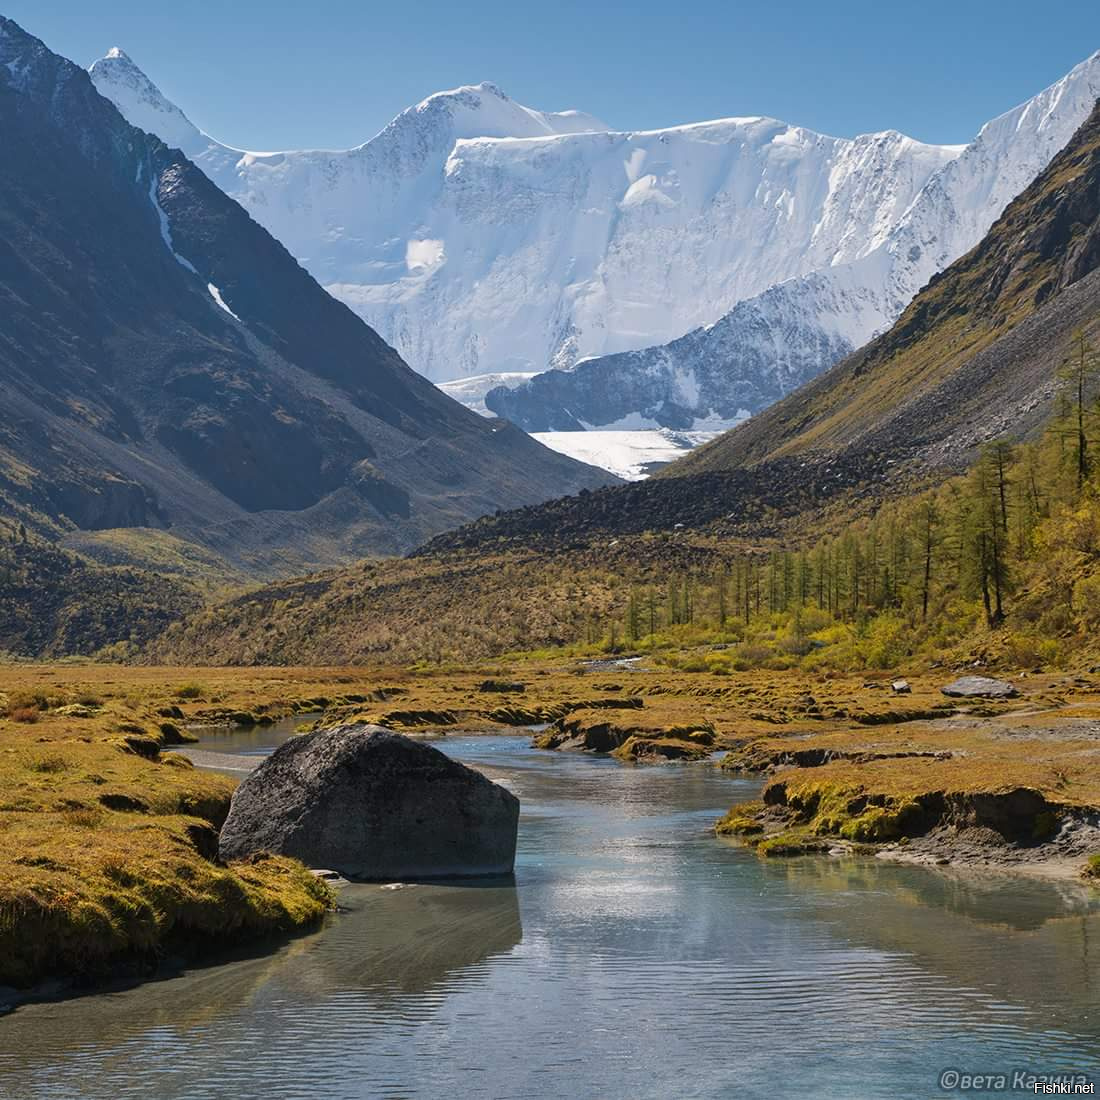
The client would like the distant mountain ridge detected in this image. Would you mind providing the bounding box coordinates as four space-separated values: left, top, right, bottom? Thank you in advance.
420 96 1100 552
0 17 613 580
137 91 1100 667
674 96 1100 477
487 51 1100 432
91 45 1100 448
90 49 959 386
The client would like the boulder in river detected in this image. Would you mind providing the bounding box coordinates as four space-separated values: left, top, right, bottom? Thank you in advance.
218 724 519 880
940 676 1019 699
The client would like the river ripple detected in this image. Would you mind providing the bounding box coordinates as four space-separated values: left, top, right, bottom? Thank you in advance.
2 733 1098 1099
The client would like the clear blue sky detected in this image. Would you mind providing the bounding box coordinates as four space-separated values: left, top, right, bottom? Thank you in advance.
6 1 1099 149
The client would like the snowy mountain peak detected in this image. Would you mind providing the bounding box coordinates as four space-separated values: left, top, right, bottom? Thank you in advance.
89 47 201 151
486 50 1100 437
89 43 1100 404
392 79 607 146
459 80 506 99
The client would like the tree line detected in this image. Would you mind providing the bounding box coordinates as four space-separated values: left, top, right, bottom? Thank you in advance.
607 329 1100 649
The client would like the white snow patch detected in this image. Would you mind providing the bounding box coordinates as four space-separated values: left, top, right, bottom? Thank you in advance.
405 238 445 273
577 409 747 433
623 148 647 183
620 173 677 209
578 411 662 431
207 284 240 321
148 176 198 274
532 428 725 481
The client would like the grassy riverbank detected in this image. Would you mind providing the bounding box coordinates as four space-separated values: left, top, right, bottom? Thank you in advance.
0 667 337 992
3 657 1099 994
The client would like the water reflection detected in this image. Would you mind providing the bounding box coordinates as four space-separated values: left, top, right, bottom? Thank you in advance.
1 734 1098 1100
279 880 523 999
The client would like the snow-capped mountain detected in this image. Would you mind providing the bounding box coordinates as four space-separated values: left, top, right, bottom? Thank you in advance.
488 52 1100 431
0 16 615 580
91 46 1100 442
90 49 957 385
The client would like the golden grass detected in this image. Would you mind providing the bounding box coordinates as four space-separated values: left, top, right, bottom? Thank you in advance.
5 657 1100 990
0 667 336 989
0 813 329 987
714 684 1100 865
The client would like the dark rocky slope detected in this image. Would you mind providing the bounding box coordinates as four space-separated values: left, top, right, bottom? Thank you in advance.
0 18 613 580
484 278 854 432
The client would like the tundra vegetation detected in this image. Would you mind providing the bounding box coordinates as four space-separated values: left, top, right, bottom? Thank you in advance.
2 655 1099 999
0 668 342 992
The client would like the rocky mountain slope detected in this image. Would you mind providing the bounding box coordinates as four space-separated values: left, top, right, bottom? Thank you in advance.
0 18 613 580
90 48 959 386
484 270 865 431
487 52 1100 432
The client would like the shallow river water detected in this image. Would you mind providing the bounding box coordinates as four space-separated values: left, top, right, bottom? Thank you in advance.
2 730 1099 1099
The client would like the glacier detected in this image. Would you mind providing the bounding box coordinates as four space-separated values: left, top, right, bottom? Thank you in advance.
91 49 956 383
90 45 1100 455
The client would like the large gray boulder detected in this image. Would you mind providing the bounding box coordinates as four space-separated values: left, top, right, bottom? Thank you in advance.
218 725 519 880
941 676 1019 699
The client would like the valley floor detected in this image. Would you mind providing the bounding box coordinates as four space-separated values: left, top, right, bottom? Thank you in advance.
2 657 1099 1000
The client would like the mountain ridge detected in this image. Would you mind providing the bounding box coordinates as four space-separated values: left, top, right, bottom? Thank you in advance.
0 16 614 581
486 51 1100 434
417 96 1100 552
89 48 961 386
673 96 1100 476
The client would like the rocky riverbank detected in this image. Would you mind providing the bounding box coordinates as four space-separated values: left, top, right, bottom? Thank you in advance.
294 661 1100 883
713 681 1100 879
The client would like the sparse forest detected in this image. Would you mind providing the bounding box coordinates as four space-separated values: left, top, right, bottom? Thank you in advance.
602 330 1100 672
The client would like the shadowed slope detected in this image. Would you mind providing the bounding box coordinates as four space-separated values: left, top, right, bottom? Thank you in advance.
0 17 614 581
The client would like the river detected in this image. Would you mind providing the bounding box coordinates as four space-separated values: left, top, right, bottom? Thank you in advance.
1 727 1098 1099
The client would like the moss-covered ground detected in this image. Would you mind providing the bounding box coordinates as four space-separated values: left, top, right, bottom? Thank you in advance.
0 666 339 991
5 657 1100 995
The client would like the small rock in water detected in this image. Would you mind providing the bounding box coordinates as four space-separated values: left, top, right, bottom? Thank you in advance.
891 679 911 694
218 724 519 880
940 676 1019 699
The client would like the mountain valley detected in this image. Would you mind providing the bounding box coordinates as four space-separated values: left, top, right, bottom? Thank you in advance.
4 13 1100 1088
0 17 613 593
